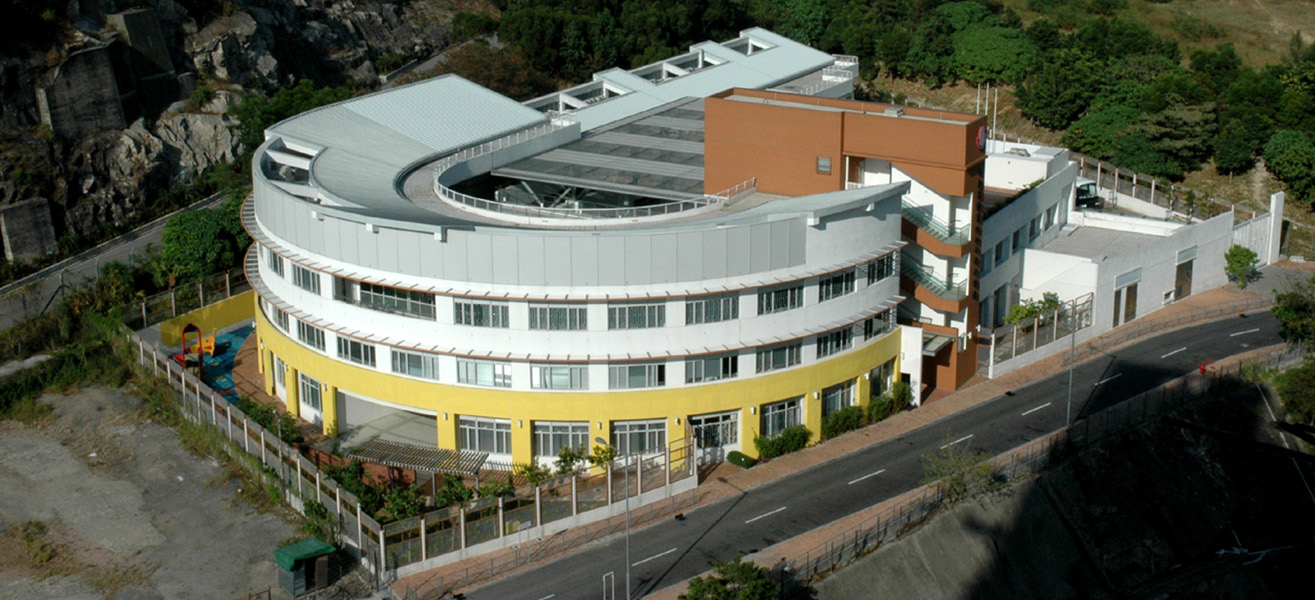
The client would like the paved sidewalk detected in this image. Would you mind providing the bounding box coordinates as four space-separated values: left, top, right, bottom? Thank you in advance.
395 269 1290 598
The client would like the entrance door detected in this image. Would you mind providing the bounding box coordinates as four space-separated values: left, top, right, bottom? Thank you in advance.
298 373 323 426
690 411 739 465
1175 260 1193 300
1112 283 1138 327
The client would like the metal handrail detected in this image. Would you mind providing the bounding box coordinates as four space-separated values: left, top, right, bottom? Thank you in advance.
899 255 968 301
901 198 970 245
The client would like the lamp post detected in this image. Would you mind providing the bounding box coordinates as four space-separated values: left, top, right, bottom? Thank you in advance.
1066 297 1077 428
596 436 630 600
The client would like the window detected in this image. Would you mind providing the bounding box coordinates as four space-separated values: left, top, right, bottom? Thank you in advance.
816 156 832 174
359 282 436 320
296 320 325 351
612 420 666 455
454 300 509 328
456 359 511 387
273 355 285 389
994 240 1009 266
392 349 440 380
1029 216 1041 241
336 337 376 367
690 412 738 448
981 249 994 276
608 302 665 329
291 264 320 295
531 364 589 390
459 416 511 454
533 421 588 458
686 353 739 383
265 246 284 277
757 285 804 315
608 362 666 389
686 294 739 325
863 309 894 340
1113 268 1141 327
761 398 802 437
866 254 895 284
821 381 855 417
756 342 802 373
816 327 854 358
298 373 321 411
270 305 290 332
871 358 896 398
1044 205 1057 229
529 304 588 330
819 270 856 302
1012 228 1024 253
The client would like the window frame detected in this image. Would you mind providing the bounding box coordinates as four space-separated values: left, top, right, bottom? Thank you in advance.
528 303 589 331
453 299 510 328
685 294 739 325
296 320 325 351
685 353 739 384
530 363 590 390
458 416 512 455
757 285 804 315
456 358 512 388
335 336 376 367
607 302 666 330
756 342 802 373
761 397 802 437
391 349 440 380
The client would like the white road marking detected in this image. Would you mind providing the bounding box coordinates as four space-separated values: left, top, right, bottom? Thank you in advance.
632 548 678 567
940 434 973 449
1230 328 1260 337
1161 347 1186 359
535 595 556 600
1021 402 1052 416
745 506 787 524
848 469 886 485
1094 373 1122 386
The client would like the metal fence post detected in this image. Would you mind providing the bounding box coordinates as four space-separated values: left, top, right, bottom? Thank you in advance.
316 470 322 503
197 281 204 308
497 495 505 538
535 486 542 530
606 464 613 505
459 507 467 549
260 429 266 464
170 289 176 317
571 476 578 516
420 515 428 563
243 417 250 453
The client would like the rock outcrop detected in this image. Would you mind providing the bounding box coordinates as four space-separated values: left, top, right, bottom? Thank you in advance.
155 99 244 185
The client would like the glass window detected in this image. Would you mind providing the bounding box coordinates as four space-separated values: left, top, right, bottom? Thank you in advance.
608 363 666 389
529 304 588 330
871 359 896 398
1044 205 1057 229
459 416 511 454
269 304 289 332
685 353 739 384
761 397 802 437
816 327 854 358
866 254 896 285
821 380 855 417
454 300 509 328
612 420 666 456
1029 216 1041 241
757 285 804 315
298 374 321 411
756 342 802 373
531 364 589 390
981 249 994 276
533 421 589 458
296 320 325 351
863 309 894 340
391 349 440 380
456 359 511 387
816 156 832 174
607 302 666 329
273 355 285 389
357 282 436 320
1012 228 1024 253
690 412 739 448
291 264 320 295
265 246 284 278
994 240 1009 265
819 270 857 302
335 337 376 367
685 294 739 325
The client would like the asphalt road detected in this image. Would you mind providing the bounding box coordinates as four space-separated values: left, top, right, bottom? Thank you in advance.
462 310 1284 600
0 193 227 330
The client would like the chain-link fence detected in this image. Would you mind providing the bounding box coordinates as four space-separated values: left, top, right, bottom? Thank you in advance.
777 343 1306 592
120 267 249 330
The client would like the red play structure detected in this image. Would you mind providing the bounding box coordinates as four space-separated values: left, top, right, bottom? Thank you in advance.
172 322 216 377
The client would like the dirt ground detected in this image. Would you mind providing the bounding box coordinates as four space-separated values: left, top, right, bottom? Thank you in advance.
0 386 297 599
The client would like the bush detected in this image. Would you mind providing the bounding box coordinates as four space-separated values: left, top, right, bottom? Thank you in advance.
821 406 867 440
234 397 303 445
726 450 757 469
1225 245 1259 289
679 555 778 600
753 425 812 460
1277 357 1315 426
922 434 1000 503
868 381 913 423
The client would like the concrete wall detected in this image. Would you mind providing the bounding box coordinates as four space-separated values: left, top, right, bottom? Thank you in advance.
36 45 127 138
159 290 256 346
979 163 1076 326
0 198 57 262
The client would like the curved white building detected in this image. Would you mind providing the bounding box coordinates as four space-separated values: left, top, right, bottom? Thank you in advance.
246 29 925 466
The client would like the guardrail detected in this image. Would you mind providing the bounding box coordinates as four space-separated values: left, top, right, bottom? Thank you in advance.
983 293 1095 368
901 198 970 246
120 267 250 331
899 255 968 301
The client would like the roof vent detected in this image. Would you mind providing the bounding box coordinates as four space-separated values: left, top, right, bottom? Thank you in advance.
884 107 904 118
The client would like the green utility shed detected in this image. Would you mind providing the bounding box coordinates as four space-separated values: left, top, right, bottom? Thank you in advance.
275 539 335 596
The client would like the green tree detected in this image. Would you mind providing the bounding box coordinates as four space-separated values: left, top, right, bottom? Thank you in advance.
952 26 1037 83
1277 357 1315 426
679 555 778 600
420 42 554 101
1017 49 1103 129
778 0 829 47
1063 104 1140 160
1273 273 1315 346
1264 130 1315 206
1224 244 1259 289
155 208 241 286
1213 119 1257 176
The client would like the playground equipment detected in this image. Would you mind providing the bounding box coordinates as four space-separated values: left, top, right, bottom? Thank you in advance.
173 322 217 377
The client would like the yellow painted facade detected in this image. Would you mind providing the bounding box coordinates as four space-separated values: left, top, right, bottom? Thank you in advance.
159 290 257 346
254 297 901 464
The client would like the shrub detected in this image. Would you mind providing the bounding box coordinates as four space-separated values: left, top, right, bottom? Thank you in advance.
821 405 867 440
868 381 913 423
922 434 1000 503
680 555 778 600
514 462 553 486
1225 245 1259 289
1277 357 1315 426
753 425 812 460
384 485 425 521
433 474 475 508
726 450 756 469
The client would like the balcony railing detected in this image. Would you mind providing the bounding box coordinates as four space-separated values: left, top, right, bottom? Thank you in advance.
900 255 969 302
901 198 970 246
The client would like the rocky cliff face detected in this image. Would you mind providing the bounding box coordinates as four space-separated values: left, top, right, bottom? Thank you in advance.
0 0 456 260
